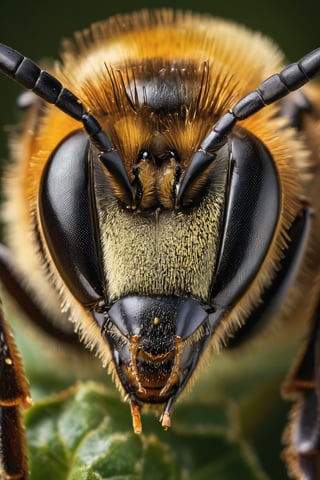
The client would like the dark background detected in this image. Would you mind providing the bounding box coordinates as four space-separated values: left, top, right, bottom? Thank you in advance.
0 0 319 165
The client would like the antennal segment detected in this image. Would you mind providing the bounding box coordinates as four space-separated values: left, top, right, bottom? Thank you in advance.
204 48 320 153
82 113 134 205
177 48 320 206
0 44 85 121
0 43 134 207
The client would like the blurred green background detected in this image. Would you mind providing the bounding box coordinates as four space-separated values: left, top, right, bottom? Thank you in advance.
0 0 319 165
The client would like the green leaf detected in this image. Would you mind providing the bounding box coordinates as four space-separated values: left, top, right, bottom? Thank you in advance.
25 381 270 480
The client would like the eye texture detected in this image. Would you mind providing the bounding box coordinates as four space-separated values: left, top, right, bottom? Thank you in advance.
39 131 104 306
211 130 280 309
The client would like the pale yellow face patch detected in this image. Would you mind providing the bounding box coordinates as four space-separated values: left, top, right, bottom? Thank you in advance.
97 190 224 303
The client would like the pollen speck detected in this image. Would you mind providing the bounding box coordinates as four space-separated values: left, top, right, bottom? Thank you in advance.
153 317 160 326
161 412 171 430
5 357 13 365
24 396 33 408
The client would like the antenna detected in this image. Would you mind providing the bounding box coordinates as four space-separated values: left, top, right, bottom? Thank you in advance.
176 48 320 205
0 43 133 205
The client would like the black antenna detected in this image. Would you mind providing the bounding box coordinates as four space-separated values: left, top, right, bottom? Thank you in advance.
1 43 320 209
176 48 320 205
0 43 134 206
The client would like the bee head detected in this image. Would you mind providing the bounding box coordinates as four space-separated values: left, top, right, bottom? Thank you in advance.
97 295 212 433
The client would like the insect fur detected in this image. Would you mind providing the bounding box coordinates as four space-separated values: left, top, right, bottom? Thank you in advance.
0 8 320 480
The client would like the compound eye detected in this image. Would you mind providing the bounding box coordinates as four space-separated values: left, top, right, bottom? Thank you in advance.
39 131 104 306
211 129 280 310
